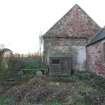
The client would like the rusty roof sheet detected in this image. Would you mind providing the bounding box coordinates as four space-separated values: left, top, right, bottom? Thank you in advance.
43 4 101 38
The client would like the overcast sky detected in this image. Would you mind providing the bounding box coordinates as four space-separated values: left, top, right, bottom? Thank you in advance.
0 0 105 54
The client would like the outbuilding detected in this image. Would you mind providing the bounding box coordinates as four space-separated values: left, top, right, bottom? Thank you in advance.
43 4 100 76
86 27 105 77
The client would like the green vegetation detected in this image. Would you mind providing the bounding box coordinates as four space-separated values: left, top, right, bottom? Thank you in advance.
20 55 48 81
48 71 105 105
0 72 105 105
0 96 15 105
0 50 48 86
45 100 63 105
0 48 105 105
22 55 42 69
74 71 105 94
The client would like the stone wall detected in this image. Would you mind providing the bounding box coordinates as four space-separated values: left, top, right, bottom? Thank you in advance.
86 40 105 77
44 5 100 39
44 37 87 71
42 4 101 74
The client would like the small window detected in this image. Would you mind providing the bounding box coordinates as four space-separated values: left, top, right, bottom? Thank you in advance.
51 59 60 64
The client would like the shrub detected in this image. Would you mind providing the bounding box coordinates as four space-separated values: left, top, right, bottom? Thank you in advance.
0 96 15 105
0 55 23 85
45 100 63 105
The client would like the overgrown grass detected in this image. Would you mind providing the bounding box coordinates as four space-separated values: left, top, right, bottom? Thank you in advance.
45 100 63 105
1 71 105 105
74 71 105 94
22 56 42 69
49 71 105 105
21 56 48 79
0 96 15 105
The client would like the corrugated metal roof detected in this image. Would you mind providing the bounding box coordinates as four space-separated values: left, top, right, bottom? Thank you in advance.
87 28 105 46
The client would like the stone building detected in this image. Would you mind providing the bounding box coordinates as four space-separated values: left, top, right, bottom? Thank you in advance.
42 4 101 76
86 27 105 77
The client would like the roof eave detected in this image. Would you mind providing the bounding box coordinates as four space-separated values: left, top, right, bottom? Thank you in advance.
86 37 105 47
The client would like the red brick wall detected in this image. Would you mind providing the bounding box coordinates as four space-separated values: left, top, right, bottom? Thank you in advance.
86 40 105 77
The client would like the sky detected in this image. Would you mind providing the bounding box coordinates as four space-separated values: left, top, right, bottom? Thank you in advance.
0 0 105 54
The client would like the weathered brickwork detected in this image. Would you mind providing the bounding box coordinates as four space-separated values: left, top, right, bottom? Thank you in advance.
43 4 101 75
44 38 87 71
87 40 105 77
44 38 87 55
43 4 100 39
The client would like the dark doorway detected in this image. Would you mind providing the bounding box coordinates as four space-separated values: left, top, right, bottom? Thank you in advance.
49 57 72 76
